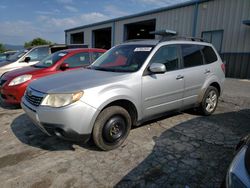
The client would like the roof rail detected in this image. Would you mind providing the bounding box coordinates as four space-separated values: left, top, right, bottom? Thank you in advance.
124 39 157 43
159 36 207 42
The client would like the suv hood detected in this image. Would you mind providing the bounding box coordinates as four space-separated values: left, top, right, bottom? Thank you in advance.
29 69 132 93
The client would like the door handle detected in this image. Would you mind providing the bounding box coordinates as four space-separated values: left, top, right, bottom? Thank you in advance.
205 69 211 74
176 75 184 80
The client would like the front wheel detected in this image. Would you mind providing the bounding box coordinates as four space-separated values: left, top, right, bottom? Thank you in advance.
200 86 219 116
92 106 131 151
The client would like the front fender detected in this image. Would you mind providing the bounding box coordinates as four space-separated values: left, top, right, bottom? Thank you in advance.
81 84 142 121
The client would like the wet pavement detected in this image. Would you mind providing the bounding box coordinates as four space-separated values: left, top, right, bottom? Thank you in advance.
0 78 249 188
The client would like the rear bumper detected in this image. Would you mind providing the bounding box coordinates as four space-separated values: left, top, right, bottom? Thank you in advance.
21 97 99 142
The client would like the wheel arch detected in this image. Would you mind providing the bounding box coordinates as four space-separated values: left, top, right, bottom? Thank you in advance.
99 99 138 127
209 82 221 96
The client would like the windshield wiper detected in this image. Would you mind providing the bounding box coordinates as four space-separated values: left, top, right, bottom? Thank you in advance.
92 66 133 72
91 67 112 72
32 65 45 68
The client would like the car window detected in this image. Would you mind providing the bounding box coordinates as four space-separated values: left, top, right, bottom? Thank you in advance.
150 45 179 71
181 44 204 68
34 51 68 68
63 52 90 68
92 52 104 62
201 46 218 64
26 47 49 61
7 49 28 61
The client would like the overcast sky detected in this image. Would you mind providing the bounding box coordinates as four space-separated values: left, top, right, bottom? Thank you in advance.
0 0 189 45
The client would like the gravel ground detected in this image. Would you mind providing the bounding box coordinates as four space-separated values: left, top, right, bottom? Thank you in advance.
0 78 249 188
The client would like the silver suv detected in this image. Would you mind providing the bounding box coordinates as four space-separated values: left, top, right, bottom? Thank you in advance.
21 38 225 150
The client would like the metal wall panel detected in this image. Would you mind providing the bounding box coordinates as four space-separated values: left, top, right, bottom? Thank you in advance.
116 5 194 44
65 0 250 78
196 0 250 53
66 23 113 47
221 53 250 79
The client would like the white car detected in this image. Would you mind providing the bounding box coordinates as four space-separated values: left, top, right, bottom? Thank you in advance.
0 45 70 76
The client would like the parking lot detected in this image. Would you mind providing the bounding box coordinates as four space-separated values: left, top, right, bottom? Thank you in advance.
0 78 249 188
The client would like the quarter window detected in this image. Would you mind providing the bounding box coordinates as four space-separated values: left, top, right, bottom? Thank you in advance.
150 45 179 71
202 30 223 52
63 52 90 68
201 46 218 64
181 44 203 68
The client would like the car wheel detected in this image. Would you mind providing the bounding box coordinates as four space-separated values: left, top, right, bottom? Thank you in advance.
92 106 131 151
200 86 219 116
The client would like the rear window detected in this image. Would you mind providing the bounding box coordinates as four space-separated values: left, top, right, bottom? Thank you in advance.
202 46 218 64
181 44 204 68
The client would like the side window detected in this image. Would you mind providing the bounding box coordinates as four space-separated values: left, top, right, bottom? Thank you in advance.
202 46 218 64
27 48 38 61
92 52 104 62
202 30 223 52
63 52 90 68
26 47 49 61
37 47 49 60
150 45 179 71
181 44 204 68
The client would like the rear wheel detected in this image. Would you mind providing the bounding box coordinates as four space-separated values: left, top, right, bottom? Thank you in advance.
92 106 131 151
200 86 219 115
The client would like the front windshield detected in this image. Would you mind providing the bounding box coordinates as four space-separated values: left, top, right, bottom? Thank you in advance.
7 49 28 61
33 51 68 68
91 45 154 72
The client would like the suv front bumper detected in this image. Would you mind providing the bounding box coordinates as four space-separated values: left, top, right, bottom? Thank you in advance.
21 97 99 142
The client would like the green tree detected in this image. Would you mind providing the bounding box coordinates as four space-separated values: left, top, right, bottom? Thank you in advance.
0 43 6 53
24 38 53 48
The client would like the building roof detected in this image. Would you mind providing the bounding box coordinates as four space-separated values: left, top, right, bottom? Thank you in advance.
65 0 210 32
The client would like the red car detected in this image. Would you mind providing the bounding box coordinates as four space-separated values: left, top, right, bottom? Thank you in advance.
0 48 106 104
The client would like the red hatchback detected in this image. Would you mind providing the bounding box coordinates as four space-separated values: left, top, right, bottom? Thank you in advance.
0 48 106 104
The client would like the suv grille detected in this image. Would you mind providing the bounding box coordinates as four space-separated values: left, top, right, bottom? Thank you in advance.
0 79 7 87
25 88 44 107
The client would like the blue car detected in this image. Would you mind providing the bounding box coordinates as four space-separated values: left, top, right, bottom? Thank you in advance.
223 134 250 188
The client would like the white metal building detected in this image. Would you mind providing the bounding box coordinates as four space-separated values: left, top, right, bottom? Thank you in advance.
65 0 250 78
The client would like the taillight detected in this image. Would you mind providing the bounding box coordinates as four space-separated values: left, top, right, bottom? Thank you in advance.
221 63 225 74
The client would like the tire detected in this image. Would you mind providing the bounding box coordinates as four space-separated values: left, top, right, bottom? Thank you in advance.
92 106 131 151
200 86 219 116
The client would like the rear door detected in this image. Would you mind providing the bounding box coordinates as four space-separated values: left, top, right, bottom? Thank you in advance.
142 44 184 117
181 44 208 107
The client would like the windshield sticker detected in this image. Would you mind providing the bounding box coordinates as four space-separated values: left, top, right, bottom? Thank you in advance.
58 53 67 57
134 47 152 52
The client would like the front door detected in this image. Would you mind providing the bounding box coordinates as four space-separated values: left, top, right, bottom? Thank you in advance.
142 44 184 118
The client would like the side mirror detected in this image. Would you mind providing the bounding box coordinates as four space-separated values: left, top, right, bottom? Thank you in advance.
60 63 69 71
149 63 166 74
24 56 31 63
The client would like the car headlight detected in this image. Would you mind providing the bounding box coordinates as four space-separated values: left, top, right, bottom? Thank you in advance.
9 74 32 86
40 91 83 108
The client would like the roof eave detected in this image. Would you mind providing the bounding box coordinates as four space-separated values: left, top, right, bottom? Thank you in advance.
65 0 210 33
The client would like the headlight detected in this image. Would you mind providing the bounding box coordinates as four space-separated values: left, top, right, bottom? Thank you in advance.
40 91 83 108
9 74 32 86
